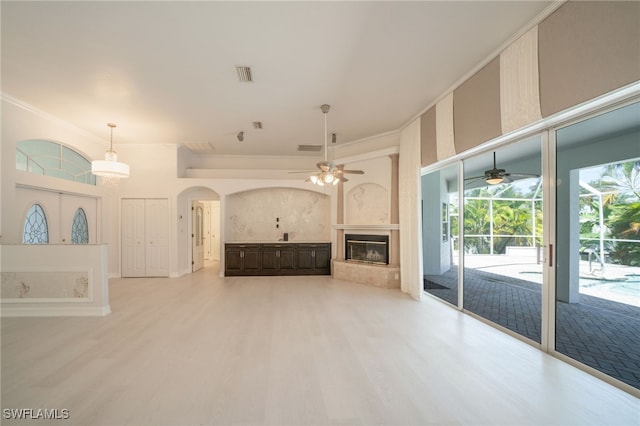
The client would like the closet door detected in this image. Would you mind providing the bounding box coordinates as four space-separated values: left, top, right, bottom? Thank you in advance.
122 198 169 277
145 198 169 277
121 199 146 277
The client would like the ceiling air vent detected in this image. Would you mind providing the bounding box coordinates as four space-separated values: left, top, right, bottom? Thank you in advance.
252 121 263 129
182 142 215 154
236 66 253 82
297 144 322 152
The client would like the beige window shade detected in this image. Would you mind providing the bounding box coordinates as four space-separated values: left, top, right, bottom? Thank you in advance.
436 93 456 161
539 1 640 117
453 57 502 154
500 26 542 134
420 107 437 167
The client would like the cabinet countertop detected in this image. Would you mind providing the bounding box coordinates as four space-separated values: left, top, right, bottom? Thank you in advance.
225 241 331 244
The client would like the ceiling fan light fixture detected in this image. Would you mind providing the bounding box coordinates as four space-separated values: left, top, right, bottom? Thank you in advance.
91 123 130 178
486 176 504 185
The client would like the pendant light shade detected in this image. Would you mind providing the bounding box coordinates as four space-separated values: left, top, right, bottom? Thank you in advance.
91 123 130 178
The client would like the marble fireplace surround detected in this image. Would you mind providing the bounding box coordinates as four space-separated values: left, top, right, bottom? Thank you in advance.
332 224 400 289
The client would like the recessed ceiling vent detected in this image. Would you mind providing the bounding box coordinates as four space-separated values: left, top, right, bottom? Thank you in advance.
252 121 263 129
182 142 215 154
297 144 322 152
236 66 253 82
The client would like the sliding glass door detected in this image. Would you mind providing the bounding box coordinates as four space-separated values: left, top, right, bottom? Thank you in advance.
420 100 639 392
554 102 640 390
462 137 544 343
422 163 460 307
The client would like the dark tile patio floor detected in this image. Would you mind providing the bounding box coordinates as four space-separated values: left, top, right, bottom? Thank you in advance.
424 266 640 390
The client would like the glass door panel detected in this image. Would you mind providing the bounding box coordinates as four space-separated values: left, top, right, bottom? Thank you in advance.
555 102 640 390
422 163 459 307
462 137 543 343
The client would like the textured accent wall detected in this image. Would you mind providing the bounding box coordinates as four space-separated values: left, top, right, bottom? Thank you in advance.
539 1 640 117
226 188 330 242
453 57 501 154
346 183 389 225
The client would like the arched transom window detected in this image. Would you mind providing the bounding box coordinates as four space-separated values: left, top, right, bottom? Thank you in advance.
16 140 96 185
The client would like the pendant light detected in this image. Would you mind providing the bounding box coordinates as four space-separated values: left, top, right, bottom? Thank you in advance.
91 123 130 178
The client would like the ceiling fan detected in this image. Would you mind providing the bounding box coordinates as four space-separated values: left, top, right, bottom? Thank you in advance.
464 152 539 186
290 104 364 185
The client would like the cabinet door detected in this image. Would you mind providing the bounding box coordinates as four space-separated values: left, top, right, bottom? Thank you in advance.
225 247 243 273
279 247 296 271
261 247 278 272
296 245 314 269
122 199 146 277
314 245 331 271
243 247 261 272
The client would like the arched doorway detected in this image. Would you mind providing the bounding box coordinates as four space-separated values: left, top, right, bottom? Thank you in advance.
177 186 221 274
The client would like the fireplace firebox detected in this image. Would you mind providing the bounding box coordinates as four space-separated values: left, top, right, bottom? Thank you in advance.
345 234 389 265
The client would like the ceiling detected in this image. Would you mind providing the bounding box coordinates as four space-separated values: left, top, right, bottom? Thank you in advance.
1 1 553 159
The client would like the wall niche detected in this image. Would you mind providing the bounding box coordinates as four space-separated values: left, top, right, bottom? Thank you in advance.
226 188 330 242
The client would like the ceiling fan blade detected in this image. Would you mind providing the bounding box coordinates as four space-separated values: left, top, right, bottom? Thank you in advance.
505 173 540 179
288 170 316 174
464 177 487 186
340 169 364 174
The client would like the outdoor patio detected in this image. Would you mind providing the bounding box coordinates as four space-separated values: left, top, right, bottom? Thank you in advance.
424 255 640 390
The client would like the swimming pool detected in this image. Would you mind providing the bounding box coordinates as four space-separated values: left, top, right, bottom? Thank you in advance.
580 275 640 305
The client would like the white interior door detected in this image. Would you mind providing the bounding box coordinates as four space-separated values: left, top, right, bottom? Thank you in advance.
146 198 169 277
122 199 146 277
203 202 212 260
192 201 205 272
211 201 221 261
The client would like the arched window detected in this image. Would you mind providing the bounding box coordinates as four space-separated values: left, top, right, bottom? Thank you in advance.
23 204 49 244
16 140 96 185
71 208 89 244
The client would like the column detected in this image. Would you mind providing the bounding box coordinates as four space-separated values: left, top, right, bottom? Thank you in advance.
389 153 400 266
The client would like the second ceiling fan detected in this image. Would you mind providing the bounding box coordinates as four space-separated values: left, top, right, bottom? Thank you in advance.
465 152 539 186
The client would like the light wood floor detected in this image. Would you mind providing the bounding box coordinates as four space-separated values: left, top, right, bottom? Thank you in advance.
2 263 639 425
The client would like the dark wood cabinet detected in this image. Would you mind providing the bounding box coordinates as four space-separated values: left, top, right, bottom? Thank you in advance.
224 242 330 276
296 243 331 274
261 244 296 274
224 244 261 275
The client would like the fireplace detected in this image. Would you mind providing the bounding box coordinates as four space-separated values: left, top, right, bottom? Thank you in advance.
345 234 389 265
